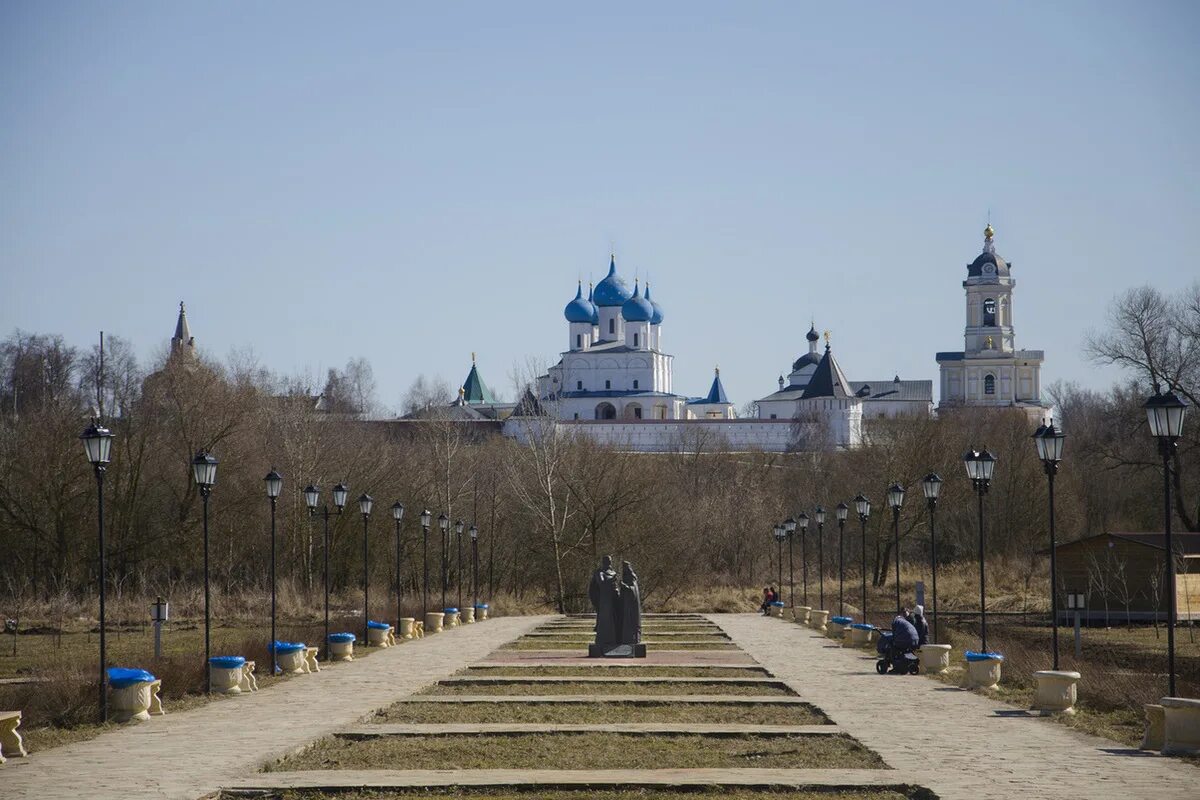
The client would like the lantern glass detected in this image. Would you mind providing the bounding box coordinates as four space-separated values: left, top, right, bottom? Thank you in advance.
783 517 797 534
455 520 465 536
835 502 849 522
978 449 997 481
814 506 825 525
303 484 319 510
469 525 478 541
963 449 980 481
887 482 905 510
191 450 218 488
772 525 783 541
437 513 449 531
80 422 115 466
264 469 283 499
358 493 373 516
797 512 809 531
854 493 870 518
420 509 432 527
392 501 405 522
1145 390 1188 439
921 473 942 500
332 483 349 509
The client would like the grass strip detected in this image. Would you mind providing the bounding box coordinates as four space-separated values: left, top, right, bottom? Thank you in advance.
500 641 739 651
461 666 768 678
372 700 828 725
267 732 886 771
417 681 794 697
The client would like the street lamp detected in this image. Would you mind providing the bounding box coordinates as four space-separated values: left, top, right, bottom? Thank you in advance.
419 509 432 616
437 513 449 610
391 502 405 630
358 493 373 642
800 512 817 610
835 502 849 617
470 524 479 613
783 517 797 609
191 450 219 693
854 494 871 625
814 508 826 611
963 447 997 653
1032 420 1065 669
921 473 943 643
455 520 465 610
80 420 114 723
1144 389 1188 696
772 524 785 596
263 468 282 674
886 482 905 614
305 484 345 661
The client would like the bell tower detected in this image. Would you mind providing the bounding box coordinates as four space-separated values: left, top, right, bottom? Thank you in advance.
963 224 1015 356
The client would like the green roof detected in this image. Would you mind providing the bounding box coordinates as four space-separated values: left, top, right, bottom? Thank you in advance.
461 362 496 405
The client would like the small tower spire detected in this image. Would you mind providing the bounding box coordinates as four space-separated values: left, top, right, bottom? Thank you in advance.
171 301 195 357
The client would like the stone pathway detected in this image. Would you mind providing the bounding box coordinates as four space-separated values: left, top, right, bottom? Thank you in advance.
715 613 1199 800
0 616 546 800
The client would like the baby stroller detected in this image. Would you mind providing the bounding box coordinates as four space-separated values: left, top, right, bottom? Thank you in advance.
875 631 919 675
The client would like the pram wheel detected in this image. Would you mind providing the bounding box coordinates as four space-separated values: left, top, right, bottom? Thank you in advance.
875 659 888 674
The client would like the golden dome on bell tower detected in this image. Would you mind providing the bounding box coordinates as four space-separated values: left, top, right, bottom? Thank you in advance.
984 223 995 240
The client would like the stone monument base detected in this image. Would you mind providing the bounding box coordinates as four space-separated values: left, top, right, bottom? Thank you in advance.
588 643 647 658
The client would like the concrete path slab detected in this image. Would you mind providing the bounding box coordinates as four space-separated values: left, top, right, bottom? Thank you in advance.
715 612 1199 800
226 767 914 790
466 661 768 671
341 723 840 736
393 694 813 704
437 675 786 686
0 616 549 800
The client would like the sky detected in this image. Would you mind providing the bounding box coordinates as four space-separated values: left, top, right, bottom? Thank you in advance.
2 2 1198 412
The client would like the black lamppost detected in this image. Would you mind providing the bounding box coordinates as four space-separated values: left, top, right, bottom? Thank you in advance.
419 509 432 616
800 512 817 609
305 483 346 661
1144 389 1188 697
835 502 849 616
796 516 809 606
263 469 282 674
814 508 826 610
921 473 943 644
783 517 797 609
772 524 785 596
191 450 219 693
358 493 373 642
470 524 479 613
454 520 465 610
854 494 870 624
1033 420 1065 669
886 482 905 615
438 513 449 610
963 448 997 653
391 502 405 628
81 421 114 723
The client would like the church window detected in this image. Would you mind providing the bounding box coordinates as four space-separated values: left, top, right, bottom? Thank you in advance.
576 334 582 348
595 402 616 420
633 332 639 347
770 414 777 419
983 298 996 327
984 374 996 395
573 413 579 419
605 379 611 389
576 380 582 390
633 379 639 389
609 318 615 335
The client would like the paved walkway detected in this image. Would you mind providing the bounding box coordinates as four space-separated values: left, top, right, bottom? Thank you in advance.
2 616 547 800
714 613 1199 800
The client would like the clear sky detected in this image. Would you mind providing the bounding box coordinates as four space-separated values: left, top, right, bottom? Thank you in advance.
2 2 1197 411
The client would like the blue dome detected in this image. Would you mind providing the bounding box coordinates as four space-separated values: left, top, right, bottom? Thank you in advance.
622 282 654 322
645 283 664 324
563 283 596 323
593 256 632 307
587 283 599 324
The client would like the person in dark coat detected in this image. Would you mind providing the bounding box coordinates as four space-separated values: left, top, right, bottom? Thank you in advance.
912 604 930 646
588 555 620 645
891 608 920 651
760 587 773 615
618 561 642 645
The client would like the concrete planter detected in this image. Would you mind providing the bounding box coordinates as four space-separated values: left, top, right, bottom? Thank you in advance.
918 644 952 674
367 623 392 647
770 602 785 619
208 656 246 695
848 624 875 648
808 610 829 632
275 646 307 675
425 611 445 633
1032 670 1081 715
328 633 356 662
1161 697 1200 756
1141 703 1165 751
462 606 476 624
827 617 852 640
444 608 461 627
398 617 416 639
793 606 812 624
476 604 489 620
110 681 154 723
965 652 1003 690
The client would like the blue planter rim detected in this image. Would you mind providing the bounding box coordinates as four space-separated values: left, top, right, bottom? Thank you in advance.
107 667 156 688
964 650 1004 662
830 616 853 624
328 632 356 643
367 620 390 630
769 601 785 606
850 623 875 630
475 604 489 609
443 607 459 613
271 640 306 654
208 655 246 669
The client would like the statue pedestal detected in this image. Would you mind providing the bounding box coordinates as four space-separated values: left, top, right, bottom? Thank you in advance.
588 643 647 658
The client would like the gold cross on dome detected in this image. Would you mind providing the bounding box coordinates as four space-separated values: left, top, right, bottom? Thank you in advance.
823 330 831 344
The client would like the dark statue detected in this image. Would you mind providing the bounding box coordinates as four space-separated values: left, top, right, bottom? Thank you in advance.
588 556 646 658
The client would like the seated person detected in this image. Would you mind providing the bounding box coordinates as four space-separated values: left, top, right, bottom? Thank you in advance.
912 604 930 646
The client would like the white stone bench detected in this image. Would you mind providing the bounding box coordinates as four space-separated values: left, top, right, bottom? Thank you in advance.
304 646 320 673
239 661 259 692
0 711 26 763
1161 696 1200 756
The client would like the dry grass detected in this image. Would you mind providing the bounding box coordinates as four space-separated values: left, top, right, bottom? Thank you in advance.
371 700 829 726
220 789 919 800
460 666 769 678
417 681 794 697
499 640 739 651
266 732 887 771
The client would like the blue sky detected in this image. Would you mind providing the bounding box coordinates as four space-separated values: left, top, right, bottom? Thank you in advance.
2 2 1197 410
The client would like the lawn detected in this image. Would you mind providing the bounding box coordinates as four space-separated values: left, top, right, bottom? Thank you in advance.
460 666 769 678
500 640 740 651
417 680 795 696
371 700 829 725
266 732 887 771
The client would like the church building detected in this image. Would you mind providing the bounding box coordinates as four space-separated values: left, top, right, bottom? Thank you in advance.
936 225 1045 416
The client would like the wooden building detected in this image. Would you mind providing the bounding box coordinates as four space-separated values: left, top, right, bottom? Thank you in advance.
1046 532 1200 622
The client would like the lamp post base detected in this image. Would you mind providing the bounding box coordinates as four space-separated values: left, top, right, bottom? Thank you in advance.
588 643 647 658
